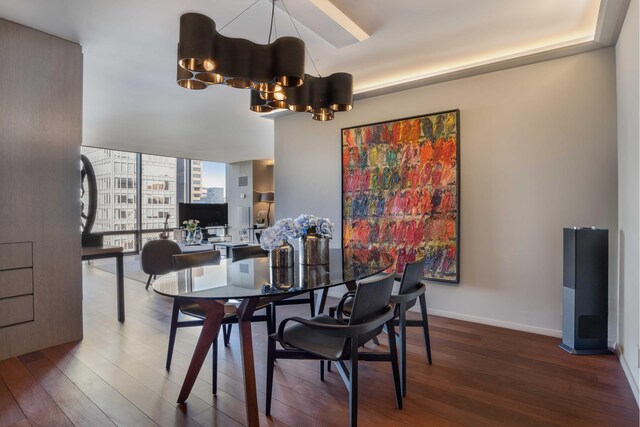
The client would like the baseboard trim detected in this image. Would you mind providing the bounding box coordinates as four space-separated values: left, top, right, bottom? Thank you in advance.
416 307 563 338
618 350 640 406
329 287 563 337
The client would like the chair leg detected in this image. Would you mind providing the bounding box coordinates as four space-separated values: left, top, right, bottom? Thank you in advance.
145 274 153 290
399 306 408 397
372 336 380 345
212 331 219 395
387 320 402 409
349 339 359 427
327 305 336 374
265 337 276 416
266 304 275 335
419 293 432 365
309 290 316 316
223 324 232 346
320 361 325 381
166 300 180 370
271 302 277 328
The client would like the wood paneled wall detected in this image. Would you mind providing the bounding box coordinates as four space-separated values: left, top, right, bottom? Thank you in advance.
0 18 83 359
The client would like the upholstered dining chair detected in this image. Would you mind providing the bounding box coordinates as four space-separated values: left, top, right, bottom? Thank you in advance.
166 250 273 394
172 250 221 270
140 239 182 290
231 245 268 262
328 257 432 396
266 272 401 427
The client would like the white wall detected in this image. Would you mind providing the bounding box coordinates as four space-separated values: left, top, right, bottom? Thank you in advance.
0 19 83 359
275 48 618 338
226 160 276 243
226 161 254 242
615 0 639 403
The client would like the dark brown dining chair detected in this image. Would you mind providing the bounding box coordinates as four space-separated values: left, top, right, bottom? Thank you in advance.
166 250 273 395
231 245 267 262
140 239 182 290
328 257 432 396
266 272 401 427
172 250 221 270
388 257 431 396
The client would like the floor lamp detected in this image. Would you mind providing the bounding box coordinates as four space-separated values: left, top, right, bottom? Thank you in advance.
260 192 275 226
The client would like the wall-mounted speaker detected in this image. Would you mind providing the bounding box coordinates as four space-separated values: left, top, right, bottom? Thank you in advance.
560 227 612 355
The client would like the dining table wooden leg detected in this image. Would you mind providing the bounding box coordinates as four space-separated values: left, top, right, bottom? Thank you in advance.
237 298 260 427
177 300 225 404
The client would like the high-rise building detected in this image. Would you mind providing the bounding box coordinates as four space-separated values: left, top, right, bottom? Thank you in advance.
81 147 179 250
191 160 202 201
200 187 225 203
82 147 138 250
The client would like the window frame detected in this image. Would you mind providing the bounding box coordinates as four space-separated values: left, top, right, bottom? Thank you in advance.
82 146 198 254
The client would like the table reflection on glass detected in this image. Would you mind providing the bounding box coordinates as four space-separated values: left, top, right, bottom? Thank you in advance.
153 248 393 427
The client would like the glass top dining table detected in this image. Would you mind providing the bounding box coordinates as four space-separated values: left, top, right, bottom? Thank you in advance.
151 248 393 427
152 248 394 301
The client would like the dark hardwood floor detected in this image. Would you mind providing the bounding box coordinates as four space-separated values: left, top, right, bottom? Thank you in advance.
0 264 637 426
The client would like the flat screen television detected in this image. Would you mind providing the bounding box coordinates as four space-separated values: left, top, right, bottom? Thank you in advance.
178 203 228 228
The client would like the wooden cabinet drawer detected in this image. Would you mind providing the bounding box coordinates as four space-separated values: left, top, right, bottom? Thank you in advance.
0 295 33 327
0 268 33 299
0 242 33 270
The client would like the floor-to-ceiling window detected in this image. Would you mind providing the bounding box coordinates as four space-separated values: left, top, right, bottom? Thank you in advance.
140 154 179 247
81 147 138 251
191 161 226 203
82 146 212 253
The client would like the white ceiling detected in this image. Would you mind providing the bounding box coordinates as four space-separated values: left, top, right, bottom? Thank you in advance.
0 0 617 163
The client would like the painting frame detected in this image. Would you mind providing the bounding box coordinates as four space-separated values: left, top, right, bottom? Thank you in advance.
340 109 461 284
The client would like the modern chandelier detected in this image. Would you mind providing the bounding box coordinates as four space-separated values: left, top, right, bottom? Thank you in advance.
176 0 353 121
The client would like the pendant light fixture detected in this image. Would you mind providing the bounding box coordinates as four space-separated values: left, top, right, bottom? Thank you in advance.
176 0 353 121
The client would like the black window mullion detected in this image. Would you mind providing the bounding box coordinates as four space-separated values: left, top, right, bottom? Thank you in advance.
136 153 142 253
187 158 192 203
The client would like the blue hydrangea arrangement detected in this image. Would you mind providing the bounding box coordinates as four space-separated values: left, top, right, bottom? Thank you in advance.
295 214 334 237
260 214 334 251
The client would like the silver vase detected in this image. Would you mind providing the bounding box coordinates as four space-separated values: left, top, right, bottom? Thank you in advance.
270 266 295 289
269 241 294 268
300 234 329 265
299 263 330 289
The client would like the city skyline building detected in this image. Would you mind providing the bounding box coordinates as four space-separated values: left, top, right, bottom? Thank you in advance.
191 160 203 201
81 147 226 251
199 187 224 204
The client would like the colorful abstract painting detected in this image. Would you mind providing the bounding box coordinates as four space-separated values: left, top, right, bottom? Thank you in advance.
342 110 460 283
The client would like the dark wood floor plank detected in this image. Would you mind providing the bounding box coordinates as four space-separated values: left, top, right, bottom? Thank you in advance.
0 358 72 427
18 351 115 427
41 344 158 427
77 332 212 416
78 311 255 425
191 407 247 427
0 376 31 427
55 265 639 427
61 340 203 427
